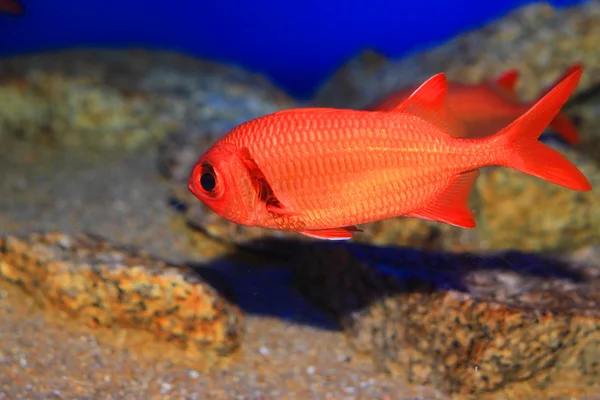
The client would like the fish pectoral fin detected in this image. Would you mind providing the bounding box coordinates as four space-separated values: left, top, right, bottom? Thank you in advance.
406 170 479 228
298 226 362 240
390 73 468 138
266 203 303 217
234 146 305 217
495 69 519 93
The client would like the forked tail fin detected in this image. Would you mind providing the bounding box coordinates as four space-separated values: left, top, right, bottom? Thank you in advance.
491 64 591 191
534 63 583 145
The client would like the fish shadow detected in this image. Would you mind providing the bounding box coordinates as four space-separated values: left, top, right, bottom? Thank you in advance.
184 234 591 332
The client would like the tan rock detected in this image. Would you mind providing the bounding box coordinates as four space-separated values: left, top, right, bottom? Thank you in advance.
312 2 600 112
0 232 245 360
474 143 600 253
0 49 295 149
293 242 600 399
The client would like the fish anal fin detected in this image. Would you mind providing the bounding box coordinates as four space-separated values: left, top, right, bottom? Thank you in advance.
495 69 520 93
298 226 361 240
406 170 479 228
392 73 468 138
235 146 305 217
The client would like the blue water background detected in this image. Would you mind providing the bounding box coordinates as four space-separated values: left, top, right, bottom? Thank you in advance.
0 0 588 98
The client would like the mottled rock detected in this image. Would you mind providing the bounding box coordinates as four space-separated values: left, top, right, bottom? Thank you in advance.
312 2 600 112
474 142 600 253
0 49 296 149
293 241 600 399
0 232 244 358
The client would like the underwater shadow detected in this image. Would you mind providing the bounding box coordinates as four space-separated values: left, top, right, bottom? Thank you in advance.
185 233 591 331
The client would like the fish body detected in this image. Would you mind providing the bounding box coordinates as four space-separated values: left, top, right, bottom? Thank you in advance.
0 0 22 14
367 65 581 144
188 65 590 240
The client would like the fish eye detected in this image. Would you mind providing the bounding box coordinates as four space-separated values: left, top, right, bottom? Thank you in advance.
197 163 220 195
193 162 225 200
200 172 216 192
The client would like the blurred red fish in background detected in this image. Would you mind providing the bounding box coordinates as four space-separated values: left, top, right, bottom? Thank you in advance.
188 65 590 241
0 0 23 14
366 63 582 145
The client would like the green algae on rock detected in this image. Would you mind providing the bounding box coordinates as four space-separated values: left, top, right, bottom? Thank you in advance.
0 232 245 359
0 49 296 150
292 242 600 400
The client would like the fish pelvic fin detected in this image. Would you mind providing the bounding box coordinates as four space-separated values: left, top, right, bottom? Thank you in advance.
391 73 469 138
406 170 479 228
490 63 591 191
299 226 362 240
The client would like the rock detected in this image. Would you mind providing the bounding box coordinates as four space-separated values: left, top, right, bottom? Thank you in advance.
0 232 245 358
473 142 600 253
0 49 296 150
309 0 600 163
566 87 600 162
312 2 600 112
292 241 600 399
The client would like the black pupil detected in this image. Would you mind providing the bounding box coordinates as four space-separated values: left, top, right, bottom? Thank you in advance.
200 172 216 192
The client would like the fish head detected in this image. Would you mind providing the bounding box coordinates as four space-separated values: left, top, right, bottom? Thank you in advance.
188 142 260 226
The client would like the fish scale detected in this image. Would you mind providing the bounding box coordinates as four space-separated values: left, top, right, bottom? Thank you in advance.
223 112 481 230
188 67 591 240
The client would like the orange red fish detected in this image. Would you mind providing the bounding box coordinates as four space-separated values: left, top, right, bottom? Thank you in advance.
366 64 581 145
188 64 590 240
0 0 22 14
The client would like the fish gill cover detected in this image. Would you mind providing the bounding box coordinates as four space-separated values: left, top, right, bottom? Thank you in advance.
0 0 589 98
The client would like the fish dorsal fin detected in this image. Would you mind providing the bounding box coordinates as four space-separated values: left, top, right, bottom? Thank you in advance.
270 107 340 117
492 68 520 102
235 147 302 217
390 73 468 138
406 170 479 228
495 69 519 92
